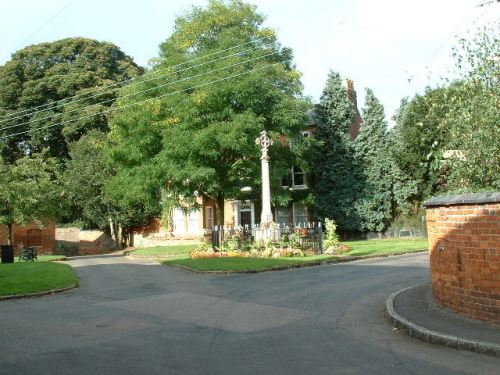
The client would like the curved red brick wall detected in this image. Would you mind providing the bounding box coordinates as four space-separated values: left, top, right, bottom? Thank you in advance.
425 194 500 323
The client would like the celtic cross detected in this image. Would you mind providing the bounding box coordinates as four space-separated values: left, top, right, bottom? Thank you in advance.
255 130 273 159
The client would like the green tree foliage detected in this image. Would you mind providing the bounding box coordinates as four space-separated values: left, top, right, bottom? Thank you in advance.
62 130 117 229
390 87 452 204
313 71 362 232
391 24 499 203
354 89 393 232
444 25 500 191
62 130 156 247
108 0 310 224
0 155 60 244
0 38 142 163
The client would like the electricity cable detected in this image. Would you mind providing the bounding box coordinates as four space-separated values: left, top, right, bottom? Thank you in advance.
0 60 289 140
0 50 280 133
0 36 273 122
0 40 275 125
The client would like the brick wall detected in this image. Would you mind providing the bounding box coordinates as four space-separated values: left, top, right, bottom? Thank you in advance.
55 227 114 255
425 193 500 323
0 223 55 255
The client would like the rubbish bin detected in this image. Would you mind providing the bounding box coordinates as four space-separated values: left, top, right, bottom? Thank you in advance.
1 245 14 264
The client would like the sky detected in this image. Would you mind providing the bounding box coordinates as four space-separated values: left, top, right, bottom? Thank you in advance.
0 0 498 125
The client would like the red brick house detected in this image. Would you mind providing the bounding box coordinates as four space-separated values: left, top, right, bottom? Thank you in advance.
133 80 361 244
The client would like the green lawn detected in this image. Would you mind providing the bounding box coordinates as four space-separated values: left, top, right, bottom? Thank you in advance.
129 244 199 258
162 238 428 272
162 255 337 272
14 255 66 262
344 238 428 256
0 261 78 297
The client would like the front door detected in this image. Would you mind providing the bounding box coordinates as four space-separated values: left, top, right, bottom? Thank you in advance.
240 210 252 227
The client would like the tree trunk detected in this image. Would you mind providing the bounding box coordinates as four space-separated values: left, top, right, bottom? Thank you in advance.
125 227 134 247
7 223 13 245
214 193 225 226
113 223 121 250
108 218 121 250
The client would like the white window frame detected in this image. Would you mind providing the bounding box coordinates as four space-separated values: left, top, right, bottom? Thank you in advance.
205 206 214 230
188 209 201 234
292 202 308 227
173 208 186 234
292 166 307 189
275 207 291 226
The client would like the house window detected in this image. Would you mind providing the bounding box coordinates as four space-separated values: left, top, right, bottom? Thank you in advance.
293 203 308 226
275 207 291 226
292 166 306 187
173 208 186 233
188 210 200 233
205 206 214 230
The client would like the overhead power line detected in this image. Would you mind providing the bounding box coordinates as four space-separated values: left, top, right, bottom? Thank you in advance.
0 50 279 133
0 36 273 123
0 60 288 141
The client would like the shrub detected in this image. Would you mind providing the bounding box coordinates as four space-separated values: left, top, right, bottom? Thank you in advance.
324 218 339 250
55 241 79 256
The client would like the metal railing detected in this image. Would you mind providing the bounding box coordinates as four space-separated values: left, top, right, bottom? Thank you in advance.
211 222 323 254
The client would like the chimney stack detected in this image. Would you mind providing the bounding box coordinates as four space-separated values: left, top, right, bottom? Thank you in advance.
343 79 362 140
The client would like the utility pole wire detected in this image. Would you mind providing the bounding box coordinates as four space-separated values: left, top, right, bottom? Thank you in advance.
0 50 279 133
0 36 273 122
0 60 289 140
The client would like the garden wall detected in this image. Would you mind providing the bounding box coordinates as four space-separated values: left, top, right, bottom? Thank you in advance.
425 193 500 323
55 228 114 255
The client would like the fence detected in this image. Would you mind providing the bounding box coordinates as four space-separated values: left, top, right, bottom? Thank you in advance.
211 222 323 254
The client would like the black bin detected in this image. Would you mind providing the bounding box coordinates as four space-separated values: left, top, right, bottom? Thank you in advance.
1 245 14 264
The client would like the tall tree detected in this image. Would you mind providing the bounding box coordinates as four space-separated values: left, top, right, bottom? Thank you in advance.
108 0 310 224
62 130 156 247
444 25 500 191
391 24 499 204
390 86 452 205
354 89 393 232
0 155 60 244
0 38 142 163
313 71 362 232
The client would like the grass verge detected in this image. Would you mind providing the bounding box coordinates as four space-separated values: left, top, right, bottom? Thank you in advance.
162 255 337 272
344 239 428 256
0 262 78 297
162 238 428 272
129 244 198 258
14 255 66 262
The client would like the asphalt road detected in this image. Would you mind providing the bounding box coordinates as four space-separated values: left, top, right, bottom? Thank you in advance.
0 253 498 374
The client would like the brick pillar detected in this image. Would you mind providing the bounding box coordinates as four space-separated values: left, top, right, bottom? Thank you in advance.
424 193 500 323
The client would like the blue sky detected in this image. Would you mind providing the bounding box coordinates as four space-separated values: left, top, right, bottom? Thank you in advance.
0 0 497 124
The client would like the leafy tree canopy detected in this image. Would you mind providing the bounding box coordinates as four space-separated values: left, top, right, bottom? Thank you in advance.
391 23 499 201
108 0 311 223
0 37 142 163
391 85 454 203
444 25 499 191
0 154 60 244
62 130 117 229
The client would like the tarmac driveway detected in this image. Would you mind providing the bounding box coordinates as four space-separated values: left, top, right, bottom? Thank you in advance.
0 253 498 374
